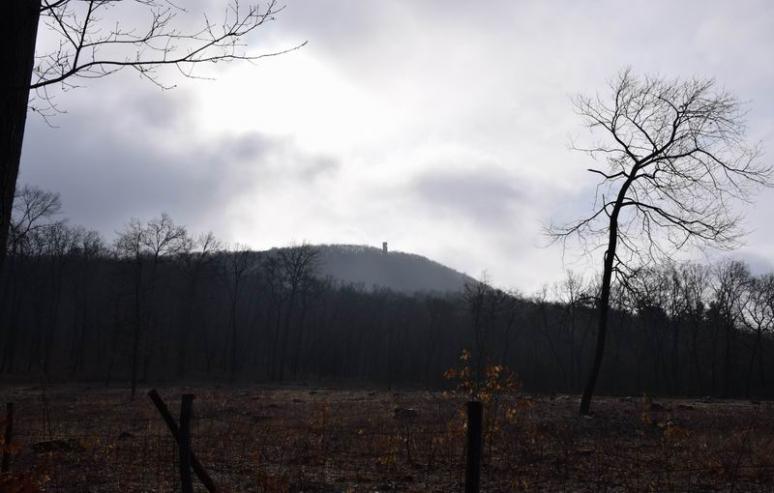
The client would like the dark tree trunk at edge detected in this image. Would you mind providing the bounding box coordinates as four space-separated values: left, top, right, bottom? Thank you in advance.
0 1 40 273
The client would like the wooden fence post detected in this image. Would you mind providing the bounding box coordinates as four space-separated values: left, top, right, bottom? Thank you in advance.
148 390 216 492
464 400 482 493
1 402 13 473
179 394 194 493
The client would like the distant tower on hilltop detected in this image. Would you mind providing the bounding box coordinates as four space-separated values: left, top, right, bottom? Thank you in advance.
382 242 388 254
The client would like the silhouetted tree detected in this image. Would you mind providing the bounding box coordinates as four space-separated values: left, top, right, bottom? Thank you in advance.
709 260 751 397
66 226 105 377
275 244 319 381
674 263 710 390
176 232 219 378
1 185 62 373
220 244 253 382
552 69 771 415
8 185 62 256
741 273 774 396
463 277 509 394
115 213 187 398
553 271 595 391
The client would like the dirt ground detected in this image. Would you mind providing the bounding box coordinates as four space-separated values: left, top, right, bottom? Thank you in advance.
1 384 774 492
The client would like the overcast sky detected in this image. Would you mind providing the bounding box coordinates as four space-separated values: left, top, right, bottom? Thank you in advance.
20 0 774 292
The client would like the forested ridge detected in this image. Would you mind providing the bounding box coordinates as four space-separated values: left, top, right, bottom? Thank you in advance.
1 187 773 399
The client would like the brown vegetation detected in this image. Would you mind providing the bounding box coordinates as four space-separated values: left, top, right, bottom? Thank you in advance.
2 385 774 492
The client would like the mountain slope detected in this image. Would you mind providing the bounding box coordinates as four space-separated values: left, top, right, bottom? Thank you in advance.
313 244 473 293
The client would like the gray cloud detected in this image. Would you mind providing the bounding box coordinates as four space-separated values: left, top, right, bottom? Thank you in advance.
20 89 340 238
413 168 528 228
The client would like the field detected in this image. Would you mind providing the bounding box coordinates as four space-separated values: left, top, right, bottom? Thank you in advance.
2 384 774 492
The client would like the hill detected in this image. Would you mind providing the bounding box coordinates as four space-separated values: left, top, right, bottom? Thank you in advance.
311 244 473 293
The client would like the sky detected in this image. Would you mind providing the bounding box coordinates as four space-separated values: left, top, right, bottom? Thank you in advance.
20 0 774 293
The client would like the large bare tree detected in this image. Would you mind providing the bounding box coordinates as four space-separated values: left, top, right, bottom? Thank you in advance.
0 0 303 273
552 69 771 415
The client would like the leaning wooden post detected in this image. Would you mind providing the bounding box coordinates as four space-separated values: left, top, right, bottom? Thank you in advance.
148 390 216 492
1 403 13 473
464 400 482 493
179 394 194 493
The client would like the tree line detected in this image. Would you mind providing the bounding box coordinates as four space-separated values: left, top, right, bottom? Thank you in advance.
1 185 773 399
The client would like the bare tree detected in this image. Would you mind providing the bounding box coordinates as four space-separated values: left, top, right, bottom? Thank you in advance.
67 226 106 377
708 260 751 397
115 213 187 398
741 273 774 396
552 69 771 415
463 275 509 397
666 262 710 392
219 243 253 382
0 0 304 273
534 287 569 388
9 185 63 256
1 185 63 373
176 232 219 377
624 266 674 392
275 244 319 381
554 271 596 391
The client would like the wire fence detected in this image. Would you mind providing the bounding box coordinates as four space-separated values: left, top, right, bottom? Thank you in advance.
3 387 774 492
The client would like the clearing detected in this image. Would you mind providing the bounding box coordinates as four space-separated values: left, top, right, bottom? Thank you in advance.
1 385 773 492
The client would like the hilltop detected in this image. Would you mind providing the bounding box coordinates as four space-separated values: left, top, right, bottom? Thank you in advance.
309 244 473 293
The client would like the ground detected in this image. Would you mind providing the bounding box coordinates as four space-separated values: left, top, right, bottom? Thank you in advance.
1 384 774 492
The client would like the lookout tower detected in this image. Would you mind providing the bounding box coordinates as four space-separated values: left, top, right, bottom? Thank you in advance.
382 242 388 254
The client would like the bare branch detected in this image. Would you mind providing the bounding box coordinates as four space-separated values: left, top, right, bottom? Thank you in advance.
552 69 771 273
31 0 306 113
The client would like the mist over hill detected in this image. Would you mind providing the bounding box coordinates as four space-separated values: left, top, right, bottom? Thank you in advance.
309 244 474 293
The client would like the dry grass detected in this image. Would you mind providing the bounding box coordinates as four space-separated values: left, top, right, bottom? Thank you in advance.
2 384 774 492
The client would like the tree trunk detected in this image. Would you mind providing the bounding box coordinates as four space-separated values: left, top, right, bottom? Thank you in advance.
670 320 680 394
0 260 22 374
177 280 197 378
277 288 297 382
291 296 308 378
0 1 40 273
131 260 143 399
538 302 568 388
579 205 621 415
579 166 641 414
746 329 762 398
758 339 766 388
690 322 701 392
229 290 238 382
723 322 734 398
